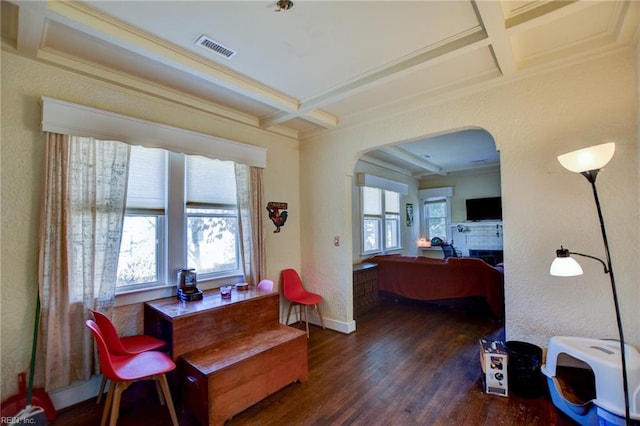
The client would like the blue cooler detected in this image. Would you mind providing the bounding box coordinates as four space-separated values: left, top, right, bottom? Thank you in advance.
541 336 640 426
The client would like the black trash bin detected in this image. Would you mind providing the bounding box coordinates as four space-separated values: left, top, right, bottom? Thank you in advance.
506 341 544 398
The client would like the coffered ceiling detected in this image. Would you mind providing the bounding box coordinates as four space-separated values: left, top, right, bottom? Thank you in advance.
2 0 638 176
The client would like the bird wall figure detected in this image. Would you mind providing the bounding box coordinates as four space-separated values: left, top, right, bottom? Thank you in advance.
267 205 288 233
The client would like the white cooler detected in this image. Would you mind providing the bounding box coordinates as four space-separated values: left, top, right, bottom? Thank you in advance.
541 336 640 425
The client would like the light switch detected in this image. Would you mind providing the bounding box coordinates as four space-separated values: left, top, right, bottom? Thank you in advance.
334 236 340 246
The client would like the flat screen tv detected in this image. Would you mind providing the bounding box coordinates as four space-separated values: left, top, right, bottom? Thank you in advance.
466 197 502 221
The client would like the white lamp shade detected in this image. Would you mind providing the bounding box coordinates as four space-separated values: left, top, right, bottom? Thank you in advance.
417 238 431 248
550 256 584 277
557 142 615 173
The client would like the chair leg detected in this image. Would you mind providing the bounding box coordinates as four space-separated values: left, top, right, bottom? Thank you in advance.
286 302 294 325
157 374 179 426
97 375 107 404
109 382 126 426
101 380 114 426
304 305 310 338
315 304 326 330
155 379 166 405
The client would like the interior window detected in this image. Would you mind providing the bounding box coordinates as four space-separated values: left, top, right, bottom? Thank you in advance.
362 186 402 254
384 190 401 250
424 199 448 241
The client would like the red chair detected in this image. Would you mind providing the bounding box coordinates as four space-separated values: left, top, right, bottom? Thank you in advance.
89 309 166 404
85 320 178 426
256 279 274 292
282 268 325 337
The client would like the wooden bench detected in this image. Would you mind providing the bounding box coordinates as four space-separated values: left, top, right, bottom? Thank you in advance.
181 326 307 425
144 288 308 425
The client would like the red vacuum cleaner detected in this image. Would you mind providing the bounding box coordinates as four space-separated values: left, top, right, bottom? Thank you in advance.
1 294 57 424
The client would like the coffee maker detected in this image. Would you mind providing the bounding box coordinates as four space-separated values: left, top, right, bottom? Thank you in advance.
177 268 203 301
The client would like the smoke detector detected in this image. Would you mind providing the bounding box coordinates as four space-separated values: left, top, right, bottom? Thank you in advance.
275 0 294 12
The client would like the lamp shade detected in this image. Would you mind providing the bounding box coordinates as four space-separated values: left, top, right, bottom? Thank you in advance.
417 237 431 248
557 142 615 173
550 256 584 277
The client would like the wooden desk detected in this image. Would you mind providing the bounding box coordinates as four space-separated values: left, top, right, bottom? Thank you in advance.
144 288 307 425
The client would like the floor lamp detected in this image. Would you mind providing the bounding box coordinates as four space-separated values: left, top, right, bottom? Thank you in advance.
549 142 632 426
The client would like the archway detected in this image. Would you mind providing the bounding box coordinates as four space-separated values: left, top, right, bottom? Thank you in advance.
352 128 501 261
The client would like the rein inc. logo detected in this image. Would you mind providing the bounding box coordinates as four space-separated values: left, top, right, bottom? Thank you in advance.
1 415 38 424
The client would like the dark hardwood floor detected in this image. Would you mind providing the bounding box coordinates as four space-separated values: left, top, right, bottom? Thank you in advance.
52 298 575 425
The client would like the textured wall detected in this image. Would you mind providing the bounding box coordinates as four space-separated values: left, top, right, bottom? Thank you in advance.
300 48 639 349
0 51 301 399
420 168 502 223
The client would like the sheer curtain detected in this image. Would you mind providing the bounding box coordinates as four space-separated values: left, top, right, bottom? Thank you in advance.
37 133 130 390
235 164 266 285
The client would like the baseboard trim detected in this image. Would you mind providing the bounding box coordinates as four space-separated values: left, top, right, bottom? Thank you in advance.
281 311 356 334
48 375 102 410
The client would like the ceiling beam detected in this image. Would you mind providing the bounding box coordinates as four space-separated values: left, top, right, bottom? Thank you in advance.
16 6 45 55
260 107 338 129
380 146 447 176
359 155 414 177
265 26 491 128
45 0 301 113
299 27 489 113
473 1 517 77
503 0 578 31
41 1 500 134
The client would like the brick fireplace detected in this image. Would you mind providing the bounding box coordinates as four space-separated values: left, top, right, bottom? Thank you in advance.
450 222 503 265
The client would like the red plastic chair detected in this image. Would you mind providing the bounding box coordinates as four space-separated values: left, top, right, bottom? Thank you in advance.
256 279 274 292
282 268 325 337
85 320 178 426
89 309 166 404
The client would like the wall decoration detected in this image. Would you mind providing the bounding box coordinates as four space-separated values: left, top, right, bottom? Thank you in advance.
406 203 414 227
267 202 288 233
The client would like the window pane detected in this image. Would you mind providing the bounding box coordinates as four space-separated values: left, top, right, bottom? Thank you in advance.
428 218 447 239
187 212 238 274
427 201 446 217
362 187 381 215
384 191 400 213
363 218 381 252
186 156 236 206
126 146 166 210
117 215 158 287
385 216 400 248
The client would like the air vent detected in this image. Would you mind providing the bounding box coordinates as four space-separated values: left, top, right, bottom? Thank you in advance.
195 35 236 59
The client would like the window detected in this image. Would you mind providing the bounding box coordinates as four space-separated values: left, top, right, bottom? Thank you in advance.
424 200 447 241
116 146 166 289
116 147 241 291
384 190 401 250
186 156 239 276
362 187 402 254
117 214 162 287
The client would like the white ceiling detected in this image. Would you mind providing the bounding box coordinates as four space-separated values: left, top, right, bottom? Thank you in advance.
2 0 638 177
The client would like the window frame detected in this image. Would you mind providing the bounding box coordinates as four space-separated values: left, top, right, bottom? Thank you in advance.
422 198 451 243
361 186 403 255
115 149 243 297
41 97 264 306
185 204 242 280
117 211 165 291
